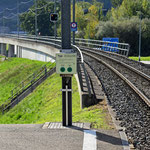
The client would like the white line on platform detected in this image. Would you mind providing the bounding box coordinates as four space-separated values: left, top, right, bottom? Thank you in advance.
83 130 97 150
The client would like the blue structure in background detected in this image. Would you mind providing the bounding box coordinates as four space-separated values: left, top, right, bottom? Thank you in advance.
102 38 119 52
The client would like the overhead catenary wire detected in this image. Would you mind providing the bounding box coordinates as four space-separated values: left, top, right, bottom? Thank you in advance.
2 0 55 19
0 0 33 15
20 0 33 5
5 7 18 11
3 15 17 20
1 0 53 18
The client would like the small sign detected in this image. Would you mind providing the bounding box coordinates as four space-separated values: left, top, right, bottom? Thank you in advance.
56 53 77 74
71 22 77 32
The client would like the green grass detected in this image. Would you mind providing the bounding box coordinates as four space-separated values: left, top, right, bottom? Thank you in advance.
0 72 113 129
0 55 5 58
0 57 114 129
0 57 47 104
129 56 150 61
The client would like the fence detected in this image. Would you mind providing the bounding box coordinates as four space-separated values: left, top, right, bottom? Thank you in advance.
75 38 130 57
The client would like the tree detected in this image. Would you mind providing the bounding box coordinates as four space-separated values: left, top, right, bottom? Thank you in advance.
20 0 60 36
73 1 102 39
95 17 150 56
111 0 150 20
111 0 123 7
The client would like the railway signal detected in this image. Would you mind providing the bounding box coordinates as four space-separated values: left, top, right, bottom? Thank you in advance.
50 13 58 22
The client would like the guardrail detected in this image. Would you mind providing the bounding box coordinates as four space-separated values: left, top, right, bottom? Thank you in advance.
0 34 130 56
75 38 130 57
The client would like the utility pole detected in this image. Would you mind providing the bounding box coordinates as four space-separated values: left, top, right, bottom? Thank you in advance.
2 9 5 29
54 0 57 39
35 0 38 36
72 0 75 45
17 0 20 37
139 13 142 62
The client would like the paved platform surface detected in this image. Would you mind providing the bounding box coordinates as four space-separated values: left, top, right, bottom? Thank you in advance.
141 61 150 64
0 124 129 150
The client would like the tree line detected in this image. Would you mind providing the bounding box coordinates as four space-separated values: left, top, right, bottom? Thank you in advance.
19 0 150 56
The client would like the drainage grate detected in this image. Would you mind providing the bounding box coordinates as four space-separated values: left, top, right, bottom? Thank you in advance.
48 122 84 129
42 122 90 129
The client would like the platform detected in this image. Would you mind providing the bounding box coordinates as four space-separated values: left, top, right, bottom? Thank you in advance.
0 123 130 150
141 61 150 64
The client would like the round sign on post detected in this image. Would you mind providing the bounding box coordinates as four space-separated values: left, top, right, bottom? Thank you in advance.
71 22 77 32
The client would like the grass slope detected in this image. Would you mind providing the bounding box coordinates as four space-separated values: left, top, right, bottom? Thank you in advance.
129 56 150 61
0 73 113 129
0 57 47 104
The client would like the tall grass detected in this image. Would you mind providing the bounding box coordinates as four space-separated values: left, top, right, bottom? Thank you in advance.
129 56 150 61
0 57 47 104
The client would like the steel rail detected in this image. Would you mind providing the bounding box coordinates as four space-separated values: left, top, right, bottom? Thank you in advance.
81 48 150 81
82 51 150 107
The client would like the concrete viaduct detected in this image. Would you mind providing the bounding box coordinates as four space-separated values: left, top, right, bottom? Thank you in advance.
0 36 60 62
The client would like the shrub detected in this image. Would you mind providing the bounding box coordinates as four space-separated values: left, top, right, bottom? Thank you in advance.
96 17 150 56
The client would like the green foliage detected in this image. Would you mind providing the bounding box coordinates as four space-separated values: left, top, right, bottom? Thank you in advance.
19 0 60 36
129 56 150 61
111 0 123 7
74 1 102 39
111 0 150 20
0 58 47 104
96 17 150 56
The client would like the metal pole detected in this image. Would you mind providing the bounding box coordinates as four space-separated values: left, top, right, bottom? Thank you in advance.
2 9 5 33
139 14 142 62
61 0 71 49
72 0 75 45
54 0 57 39
61 0 72 126
35 0 38 36
17 0 20 37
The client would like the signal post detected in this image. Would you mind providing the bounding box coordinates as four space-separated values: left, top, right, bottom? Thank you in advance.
56 0 77 126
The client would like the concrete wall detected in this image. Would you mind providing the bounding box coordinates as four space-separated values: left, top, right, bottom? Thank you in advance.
0 36 60 61
20 47 55 62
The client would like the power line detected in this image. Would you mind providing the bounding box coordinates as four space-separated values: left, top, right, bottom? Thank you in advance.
5 7 18 11
20 0 33 5
3 15 17 19
0 0 33 14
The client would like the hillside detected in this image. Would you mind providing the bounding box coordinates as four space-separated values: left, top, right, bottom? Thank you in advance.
0 73 113 129
0 57 47 105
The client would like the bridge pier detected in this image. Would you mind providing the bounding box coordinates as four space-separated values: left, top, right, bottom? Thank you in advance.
16 46 22 58
1 43 7 56
8 44 15 57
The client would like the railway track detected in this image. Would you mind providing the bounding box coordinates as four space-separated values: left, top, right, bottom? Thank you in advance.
79 46 150 76
80 47 150 106
81 49 150 150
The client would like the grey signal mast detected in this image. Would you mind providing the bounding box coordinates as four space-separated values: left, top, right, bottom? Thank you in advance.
55 0 77 127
